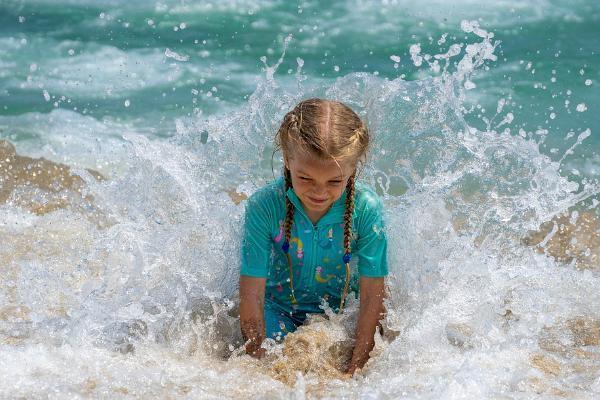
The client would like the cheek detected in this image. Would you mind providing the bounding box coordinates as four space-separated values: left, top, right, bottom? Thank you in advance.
292 179 310 192
329 185 345 198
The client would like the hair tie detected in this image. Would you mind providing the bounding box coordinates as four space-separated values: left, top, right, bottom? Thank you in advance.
343 253 352 264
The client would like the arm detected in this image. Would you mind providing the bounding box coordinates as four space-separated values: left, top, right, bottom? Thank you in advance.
239 275 267 358
346 276 386 375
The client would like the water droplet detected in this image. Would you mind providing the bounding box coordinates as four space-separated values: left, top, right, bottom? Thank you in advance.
576 103 587 112
390 55 401 63
409 44 422 67
124 99 131 107
585 79 592 86
464 80 476 90
333 65 340 72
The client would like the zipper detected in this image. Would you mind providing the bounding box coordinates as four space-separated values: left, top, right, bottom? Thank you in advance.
293 207 319 293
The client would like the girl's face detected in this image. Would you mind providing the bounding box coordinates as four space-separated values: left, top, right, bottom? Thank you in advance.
285 149 355 223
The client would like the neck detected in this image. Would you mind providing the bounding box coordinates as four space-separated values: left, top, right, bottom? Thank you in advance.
305 207 329 225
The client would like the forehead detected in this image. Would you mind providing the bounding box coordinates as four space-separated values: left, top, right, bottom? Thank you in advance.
288 150 354 178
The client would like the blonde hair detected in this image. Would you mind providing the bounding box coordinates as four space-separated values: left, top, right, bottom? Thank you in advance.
274 98 370 311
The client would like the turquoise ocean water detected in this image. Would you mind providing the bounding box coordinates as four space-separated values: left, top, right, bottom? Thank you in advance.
0 1 599 398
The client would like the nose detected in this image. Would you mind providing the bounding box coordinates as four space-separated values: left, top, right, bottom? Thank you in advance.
311 182 327 196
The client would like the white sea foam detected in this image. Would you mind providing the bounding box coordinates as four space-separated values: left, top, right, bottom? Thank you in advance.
1 38 250 99
0 109 131 175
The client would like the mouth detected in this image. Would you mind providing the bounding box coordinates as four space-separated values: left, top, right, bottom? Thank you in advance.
308 196 328 205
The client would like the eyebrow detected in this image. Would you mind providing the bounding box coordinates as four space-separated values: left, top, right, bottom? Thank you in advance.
297 170 343 179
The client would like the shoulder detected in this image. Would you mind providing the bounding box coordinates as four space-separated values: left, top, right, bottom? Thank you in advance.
245 177 286 213
353 180 384 215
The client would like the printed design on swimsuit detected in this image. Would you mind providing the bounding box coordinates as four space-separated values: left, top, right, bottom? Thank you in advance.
273 219 302 261
315 266 336 283
279 320 287 332
318 227 334 249
274 219 284 243
290 237 304 260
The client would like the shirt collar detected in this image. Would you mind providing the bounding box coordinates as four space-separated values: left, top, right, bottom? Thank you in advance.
285 185 348 226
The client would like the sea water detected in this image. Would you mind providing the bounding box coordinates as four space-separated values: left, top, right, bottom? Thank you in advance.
0 1 599 398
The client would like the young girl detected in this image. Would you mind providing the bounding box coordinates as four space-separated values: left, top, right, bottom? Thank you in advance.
239 98 388 375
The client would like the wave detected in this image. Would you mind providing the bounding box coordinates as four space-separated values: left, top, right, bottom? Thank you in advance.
1 20 599 398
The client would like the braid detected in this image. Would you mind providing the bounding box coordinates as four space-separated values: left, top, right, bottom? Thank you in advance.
343 174 356 254
283 167 297 304
283 167 295 245
339 173 356 311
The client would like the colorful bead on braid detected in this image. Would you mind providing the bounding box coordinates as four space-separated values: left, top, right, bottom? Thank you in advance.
342 252 352 263
281 241 290 253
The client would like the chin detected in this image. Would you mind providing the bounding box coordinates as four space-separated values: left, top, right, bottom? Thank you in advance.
312 203 332 210
302 196 331 209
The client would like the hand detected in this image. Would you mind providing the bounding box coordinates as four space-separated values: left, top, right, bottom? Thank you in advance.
239 276 267 359
248 347 266 359
344 337 375 376
344 277 385 376
344 351 368 376
245 339 266 359
345 362 359 376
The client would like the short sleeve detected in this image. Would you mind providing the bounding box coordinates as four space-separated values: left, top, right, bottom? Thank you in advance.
240 193 273 278
354 189 388 277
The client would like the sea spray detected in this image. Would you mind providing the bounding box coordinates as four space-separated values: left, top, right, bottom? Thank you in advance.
1 17 599 399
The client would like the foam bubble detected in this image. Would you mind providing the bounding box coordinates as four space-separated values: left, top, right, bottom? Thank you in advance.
409 44 423 67
165 48 189 62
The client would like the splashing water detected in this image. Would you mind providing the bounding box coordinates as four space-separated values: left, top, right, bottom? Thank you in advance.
1 15 599 399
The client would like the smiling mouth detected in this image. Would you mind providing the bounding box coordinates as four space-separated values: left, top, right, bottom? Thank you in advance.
308 196 328 203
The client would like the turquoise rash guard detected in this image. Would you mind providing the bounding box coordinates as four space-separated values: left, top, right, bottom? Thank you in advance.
240 176 388 324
